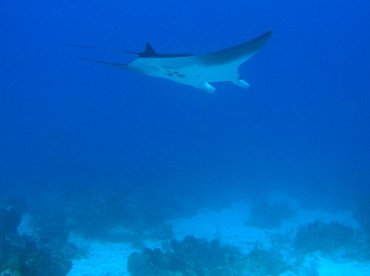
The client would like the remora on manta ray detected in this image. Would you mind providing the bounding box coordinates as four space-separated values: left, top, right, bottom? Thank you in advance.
81 31 271 92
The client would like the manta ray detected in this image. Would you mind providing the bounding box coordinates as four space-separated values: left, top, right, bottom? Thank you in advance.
82 31 272 92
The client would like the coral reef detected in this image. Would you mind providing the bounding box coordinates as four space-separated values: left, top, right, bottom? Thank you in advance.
355 198 370 240
60 184 178 243
0 199 73 276
127 236 290 276
243 246 290 276
127 235 245 275
294 221 354 256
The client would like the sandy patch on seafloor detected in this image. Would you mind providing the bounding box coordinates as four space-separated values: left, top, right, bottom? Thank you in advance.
67 236 132 276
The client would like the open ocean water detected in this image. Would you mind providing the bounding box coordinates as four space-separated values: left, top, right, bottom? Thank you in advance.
1 0 370 275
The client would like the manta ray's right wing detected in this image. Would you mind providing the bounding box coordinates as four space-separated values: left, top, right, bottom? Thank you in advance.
196 31 272 66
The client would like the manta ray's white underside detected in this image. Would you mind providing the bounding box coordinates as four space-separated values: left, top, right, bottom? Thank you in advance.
128 55 251 92
85 31 272 92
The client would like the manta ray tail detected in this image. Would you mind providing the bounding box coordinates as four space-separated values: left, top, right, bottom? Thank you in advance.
64 43 131 55
81 58 128 68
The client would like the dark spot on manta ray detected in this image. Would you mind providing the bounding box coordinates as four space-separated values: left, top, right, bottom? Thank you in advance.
166 71 186 78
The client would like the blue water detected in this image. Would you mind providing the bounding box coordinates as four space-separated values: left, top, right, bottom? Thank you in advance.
1 0 370 273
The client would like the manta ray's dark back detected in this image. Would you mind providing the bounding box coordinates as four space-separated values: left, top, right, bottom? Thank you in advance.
137 43 193 58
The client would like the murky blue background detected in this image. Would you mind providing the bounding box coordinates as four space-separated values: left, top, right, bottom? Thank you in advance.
1 0 369 211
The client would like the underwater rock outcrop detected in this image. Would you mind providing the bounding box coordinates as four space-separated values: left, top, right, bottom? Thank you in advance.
127 235 289 276
294 221 354 256
355 199 370 240
0 200 73 276
65 185 178 243
127 235 245 275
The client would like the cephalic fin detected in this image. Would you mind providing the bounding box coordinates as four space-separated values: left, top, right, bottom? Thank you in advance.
233 79 250 88
200 82 216 93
